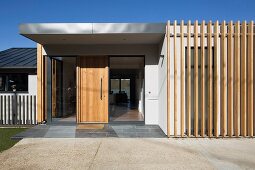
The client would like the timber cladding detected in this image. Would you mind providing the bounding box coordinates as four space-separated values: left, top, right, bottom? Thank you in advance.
37 44 46 123
166 20 254 138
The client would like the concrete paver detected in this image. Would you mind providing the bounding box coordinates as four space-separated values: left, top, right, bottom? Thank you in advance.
12 124 166 138
0 138 255 170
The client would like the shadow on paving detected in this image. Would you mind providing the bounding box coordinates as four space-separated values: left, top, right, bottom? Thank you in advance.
12 124 166 139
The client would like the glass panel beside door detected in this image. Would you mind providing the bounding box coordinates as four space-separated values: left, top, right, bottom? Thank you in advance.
51 58 63 118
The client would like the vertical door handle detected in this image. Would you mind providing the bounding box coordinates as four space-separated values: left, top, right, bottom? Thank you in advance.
100 78 102 100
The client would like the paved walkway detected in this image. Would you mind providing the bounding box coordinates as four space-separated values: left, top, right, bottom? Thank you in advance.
12 124 166 138
0 138 255 170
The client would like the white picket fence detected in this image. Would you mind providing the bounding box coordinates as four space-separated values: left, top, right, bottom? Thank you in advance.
0 95 37 125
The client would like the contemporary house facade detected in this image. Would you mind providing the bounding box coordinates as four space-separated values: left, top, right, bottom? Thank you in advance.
19 21 255 138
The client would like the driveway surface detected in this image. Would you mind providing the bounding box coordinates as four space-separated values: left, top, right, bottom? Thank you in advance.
0 138 254 170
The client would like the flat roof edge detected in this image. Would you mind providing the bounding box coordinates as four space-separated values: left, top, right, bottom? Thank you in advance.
19 23 166 35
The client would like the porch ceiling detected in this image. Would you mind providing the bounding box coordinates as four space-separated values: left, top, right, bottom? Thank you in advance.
19 23 166 45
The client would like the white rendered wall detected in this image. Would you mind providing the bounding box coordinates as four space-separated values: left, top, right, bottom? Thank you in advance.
43 44 159 125
137 70 144 115
28 74 37 95
158 37 167 134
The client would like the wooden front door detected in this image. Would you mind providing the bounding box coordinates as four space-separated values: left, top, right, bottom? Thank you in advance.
77 56 108 123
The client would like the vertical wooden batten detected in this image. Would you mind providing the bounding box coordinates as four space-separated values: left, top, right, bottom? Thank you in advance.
187 20 191 137
174 20 177 137
247 21 254 137
241 21 247 137
194 20 199 137
227 21 234 137
234 21 240 137
36 44 45 123
167 20 171 137
180 20 185 137
207 21 213 137
220 21 227 137
200 21 205 137
214 21 219 137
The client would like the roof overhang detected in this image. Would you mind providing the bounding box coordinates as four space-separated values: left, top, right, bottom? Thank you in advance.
19 23 166 45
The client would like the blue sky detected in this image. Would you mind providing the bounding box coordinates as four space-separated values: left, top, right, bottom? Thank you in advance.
0 0 254 51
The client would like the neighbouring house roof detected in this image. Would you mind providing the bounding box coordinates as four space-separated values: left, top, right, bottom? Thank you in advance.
0 48 36 69
19 23 166 45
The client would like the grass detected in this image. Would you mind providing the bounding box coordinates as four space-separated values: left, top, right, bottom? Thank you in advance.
0 128 28 152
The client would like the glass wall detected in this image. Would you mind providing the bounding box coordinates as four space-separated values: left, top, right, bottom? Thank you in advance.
51 59 63 118
50 57 76 122
109 56 144 122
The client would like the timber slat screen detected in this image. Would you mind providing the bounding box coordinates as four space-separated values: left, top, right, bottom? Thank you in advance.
166 20 254 137
0 95 37 125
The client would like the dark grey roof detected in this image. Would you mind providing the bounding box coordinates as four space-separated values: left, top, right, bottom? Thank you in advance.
0 48 36 69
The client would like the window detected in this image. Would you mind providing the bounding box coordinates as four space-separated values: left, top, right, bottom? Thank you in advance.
120 79 130 99
110 79 120 94
110 78 130 99
0 74 28 92
0 76 6 91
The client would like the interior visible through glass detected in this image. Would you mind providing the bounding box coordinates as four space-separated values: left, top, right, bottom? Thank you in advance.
51 57 76 123
109 56 145 122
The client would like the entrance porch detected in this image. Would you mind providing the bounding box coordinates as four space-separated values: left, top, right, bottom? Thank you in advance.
20 23 163 130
